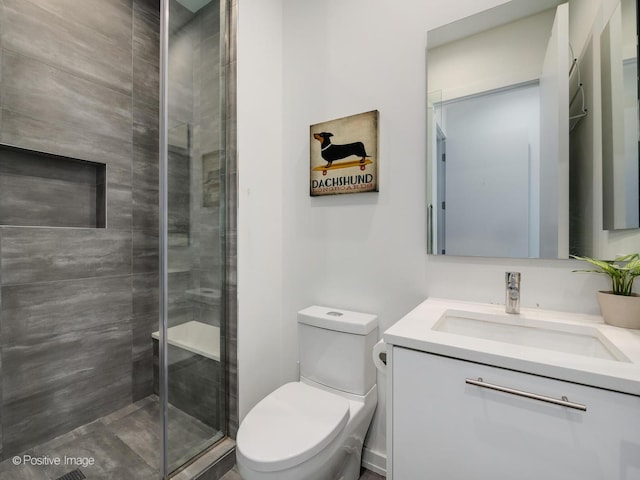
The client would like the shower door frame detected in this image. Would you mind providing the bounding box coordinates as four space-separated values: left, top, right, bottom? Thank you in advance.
159 0 236 477
159 0 170 477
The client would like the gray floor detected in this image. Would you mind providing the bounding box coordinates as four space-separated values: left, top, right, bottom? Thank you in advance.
220 465 385 480
0 395 222 480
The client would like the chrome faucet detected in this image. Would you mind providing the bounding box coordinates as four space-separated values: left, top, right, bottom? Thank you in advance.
505 272 521 314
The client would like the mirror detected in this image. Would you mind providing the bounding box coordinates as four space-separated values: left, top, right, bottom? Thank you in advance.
427 0 640 259
600 0 639 231
427 0 571 258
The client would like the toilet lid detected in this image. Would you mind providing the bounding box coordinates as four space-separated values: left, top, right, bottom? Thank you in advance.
237 382 350 472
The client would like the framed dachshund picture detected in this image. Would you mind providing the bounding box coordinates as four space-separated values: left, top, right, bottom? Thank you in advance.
310 110 379 196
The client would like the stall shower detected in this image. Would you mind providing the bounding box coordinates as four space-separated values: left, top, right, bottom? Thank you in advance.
0 0 236 478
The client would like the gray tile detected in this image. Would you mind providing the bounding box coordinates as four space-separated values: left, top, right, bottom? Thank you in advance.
103 396 221 474
1 276 132 344
0 146 101 184
167 349 221 429
29 419 102 458
200 112 223 154
1 0 132 94
168 191 191 236
0 146 106 229
33 422 158 480
0 175 97 228
132 316 156 360
133 230 159 274
169 123 191 151
167 148 191 239
168 246 193 273
133 273 159 319
167 405 219 471
101 399 151 426
132 353 154 402
133 0 160 68
200 35 222 102
22 0 133 51
132 310 157 402
0 110 133 187
169 0 195 35
133 187 159 233
1 323 132 457
167 28 195 126
169 148 191 189
200 1 221 41
104 397 161 470
0 333 2 460
1 51 132 142
0 228 132 285
133 101 160 149
202 150 222 208
133 143 160 191
1 321 132 404
0 456 49 480
107 183 133 230
168 270 194 320
133 57 160 111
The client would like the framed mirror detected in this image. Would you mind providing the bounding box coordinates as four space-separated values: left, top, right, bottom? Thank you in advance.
600 0 640 231
427 0 572 258
427 0 640 259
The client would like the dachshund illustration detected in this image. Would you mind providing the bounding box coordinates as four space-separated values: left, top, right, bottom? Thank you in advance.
313 132 370 168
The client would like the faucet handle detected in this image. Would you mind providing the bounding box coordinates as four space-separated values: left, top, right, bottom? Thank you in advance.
505 272 521 314
506 271 521 286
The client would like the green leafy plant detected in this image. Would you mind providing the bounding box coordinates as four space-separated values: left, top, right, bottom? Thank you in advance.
572 253 640 296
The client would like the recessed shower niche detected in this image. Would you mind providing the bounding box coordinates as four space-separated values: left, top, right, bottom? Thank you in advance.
0 143 106 228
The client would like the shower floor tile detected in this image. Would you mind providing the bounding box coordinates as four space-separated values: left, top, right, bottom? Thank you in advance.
0 395 221 480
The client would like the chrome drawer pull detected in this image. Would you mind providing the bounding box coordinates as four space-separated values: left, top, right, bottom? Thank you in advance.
465 377 587 411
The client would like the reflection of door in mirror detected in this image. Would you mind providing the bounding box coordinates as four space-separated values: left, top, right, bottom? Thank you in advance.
435 84 536 257
601 0 640 231
427 1 569 258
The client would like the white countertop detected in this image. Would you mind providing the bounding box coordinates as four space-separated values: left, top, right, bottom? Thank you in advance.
383 298 640 396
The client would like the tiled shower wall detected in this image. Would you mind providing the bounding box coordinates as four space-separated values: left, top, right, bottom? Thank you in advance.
166 0 225 327
0 0 160 459
163 0 230 435
225 0 239 440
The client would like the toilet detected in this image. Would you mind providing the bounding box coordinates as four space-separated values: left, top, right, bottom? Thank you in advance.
236 305 378 480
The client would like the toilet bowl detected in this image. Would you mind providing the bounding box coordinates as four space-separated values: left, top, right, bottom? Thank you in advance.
236 306 378 480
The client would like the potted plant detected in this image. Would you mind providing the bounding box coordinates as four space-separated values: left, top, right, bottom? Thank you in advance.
572 253 640 329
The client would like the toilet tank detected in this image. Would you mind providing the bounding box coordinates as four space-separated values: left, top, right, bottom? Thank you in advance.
298 306 378 396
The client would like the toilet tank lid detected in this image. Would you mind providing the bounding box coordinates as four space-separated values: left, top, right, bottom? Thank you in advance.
298 306 377 335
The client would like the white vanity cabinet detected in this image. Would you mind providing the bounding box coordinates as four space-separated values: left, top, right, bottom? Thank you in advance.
391 346 640 480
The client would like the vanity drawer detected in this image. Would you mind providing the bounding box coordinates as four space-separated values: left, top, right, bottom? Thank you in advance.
392 346 640 480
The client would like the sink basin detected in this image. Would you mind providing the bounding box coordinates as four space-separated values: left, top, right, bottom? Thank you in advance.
433 309 628 362
383 298 640 396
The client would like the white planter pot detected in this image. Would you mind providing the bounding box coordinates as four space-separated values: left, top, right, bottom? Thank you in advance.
597 291 640 329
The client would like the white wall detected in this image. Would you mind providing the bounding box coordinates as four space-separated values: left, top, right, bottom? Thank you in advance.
238 0 634 474
428 8 555 101
237 0 284 421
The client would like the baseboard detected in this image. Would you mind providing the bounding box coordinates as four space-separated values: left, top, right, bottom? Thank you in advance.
362 447 386 477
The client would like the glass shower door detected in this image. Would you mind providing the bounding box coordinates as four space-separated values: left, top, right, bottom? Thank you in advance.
161 0 228 474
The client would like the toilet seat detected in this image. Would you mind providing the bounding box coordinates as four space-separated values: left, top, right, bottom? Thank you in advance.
237 382 350 473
